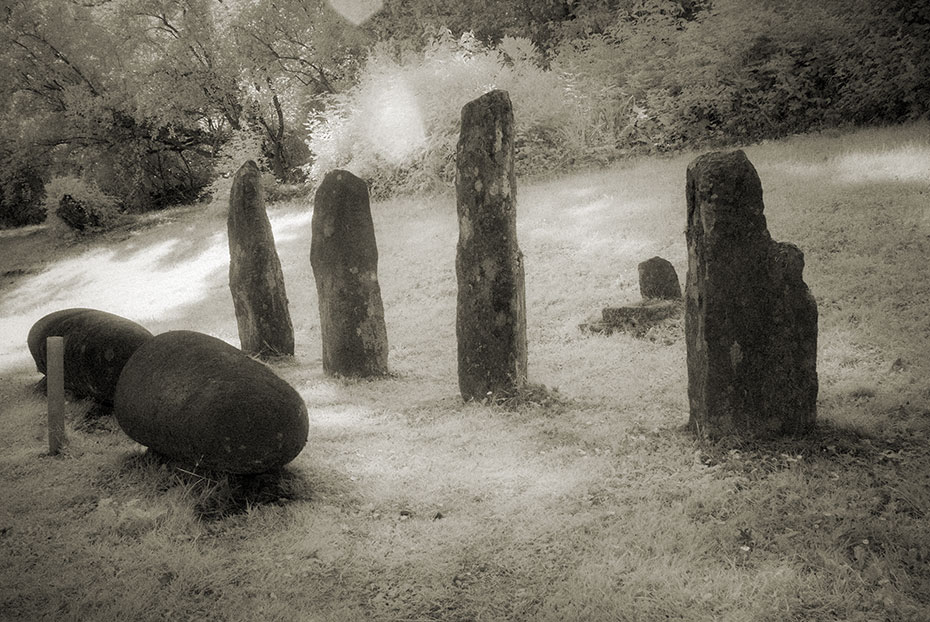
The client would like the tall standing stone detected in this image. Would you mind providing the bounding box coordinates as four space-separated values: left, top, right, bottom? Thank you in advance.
455 89 527 401
228 160 294 358
685 150 818 439
310 169 388 377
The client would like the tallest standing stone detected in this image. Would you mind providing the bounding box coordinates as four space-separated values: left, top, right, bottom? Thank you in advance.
455 89 527 401
685 150 818 439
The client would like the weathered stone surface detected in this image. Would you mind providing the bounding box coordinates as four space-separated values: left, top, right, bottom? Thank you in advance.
113 330 309 474
685 150 818 439
27 308 154 405
455 89 527 401
310 169 388 377
580 299 683 336
638 256 682 300
228 160 294 359
56 194 100 231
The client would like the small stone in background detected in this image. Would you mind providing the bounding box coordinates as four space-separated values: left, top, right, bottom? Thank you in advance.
638 256 682 300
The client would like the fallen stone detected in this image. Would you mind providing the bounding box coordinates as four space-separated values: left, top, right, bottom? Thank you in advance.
228 160 294 358
113 330 308 474
455 89 527 401
27 308 154 405
685 150 818 439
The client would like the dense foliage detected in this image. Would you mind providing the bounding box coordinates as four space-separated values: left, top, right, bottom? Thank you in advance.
1 0 927 225
0 0 362 227
313 0 930 195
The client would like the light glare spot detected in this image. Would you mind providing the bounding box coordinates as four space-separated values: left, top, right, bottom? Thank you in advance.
326 0 382 25
360 79 426 165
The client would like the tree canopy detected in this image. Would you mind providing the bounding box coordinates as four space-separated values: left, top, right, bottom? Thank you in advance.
1 0 927 227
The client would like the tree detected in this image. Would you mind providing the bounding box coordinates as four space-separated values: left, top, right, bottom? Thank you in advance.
226 0 367 180
0 0 217 212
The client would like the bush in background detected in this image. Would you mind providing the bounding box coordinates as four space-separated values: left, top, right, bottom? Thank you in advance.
41 176 123 233
550 0 930 149
306 31 634 197
307 0 930 198
0 154 46 229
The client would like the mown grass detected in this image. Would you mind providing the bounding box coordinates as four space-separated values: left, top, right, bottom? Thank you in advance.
1 123 929 621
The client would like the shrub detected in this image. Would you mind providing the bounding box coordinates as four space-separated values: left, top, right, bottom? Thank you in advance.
41 175 123 232
550 0 930 149
306 31 633 197
0 156 46 228
306 0 929 199
86 140 213 213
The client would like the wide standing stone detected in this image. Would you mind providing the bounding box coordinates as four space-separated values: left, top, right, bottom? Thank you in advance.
685 150 818 439
113 330 309 474
228 160 294 359
27 308 154 405
310 169 388 377
455 89 527 401
638 256 682 300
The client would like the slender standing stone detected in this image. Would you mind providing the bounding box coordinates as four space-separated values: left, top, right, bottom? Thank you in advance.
228 160 294 358
455 89 527 401
685 150 818 439
310 169 388 377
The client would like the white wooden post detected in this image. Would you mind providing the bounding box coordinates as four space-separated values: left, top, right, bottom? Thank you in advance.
47 336 66 454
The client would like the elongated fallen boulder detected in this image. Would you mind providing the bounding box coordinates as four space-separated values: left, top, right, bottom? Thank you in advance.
27 308 154 405
113 330 309 474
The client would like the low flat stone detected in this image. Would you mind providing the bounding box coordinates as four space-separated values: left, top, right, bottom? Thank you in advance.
580 299 683 336
113 330 309 474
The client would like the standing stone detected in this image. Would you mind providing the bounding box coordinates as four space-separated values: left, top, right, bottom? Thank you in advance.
455 90 527 401
685 150 818 439
310 169 388 377
228 160 294 359
638 256 682 300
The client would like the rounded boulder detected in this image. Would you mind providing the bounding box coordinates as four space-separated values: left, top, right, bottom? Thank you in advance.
113 330 309 474
27 308 154 405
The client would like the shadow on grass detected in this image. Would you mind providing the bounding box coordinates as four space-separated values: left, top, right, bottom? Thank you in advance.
697 420 928 487
99 450 320 522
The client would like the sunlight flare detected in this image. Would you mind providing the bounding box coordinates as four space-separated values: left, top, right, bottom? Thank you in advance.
0 233 229 372
360 78 427 165
326 0 382 25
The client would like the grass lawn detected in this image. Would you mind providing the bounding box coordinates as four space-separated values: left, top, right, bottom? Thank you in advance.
1 123 929 621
